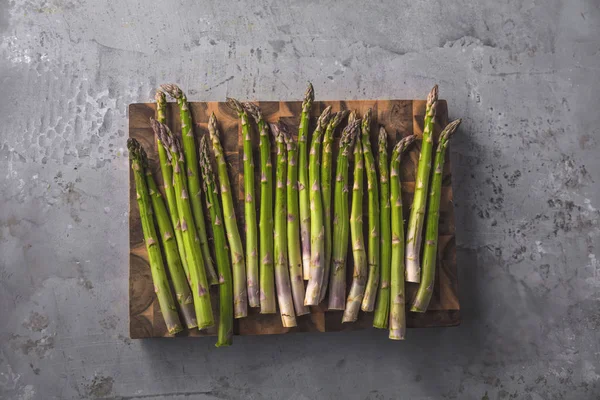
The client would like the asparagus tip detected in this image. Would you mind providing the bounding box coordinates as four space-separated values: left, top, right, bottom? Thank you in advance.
226 97 244 113
159 83 183 99
348 110 358 125
155 90 166 104
305 82 314 101
427 84 439 108
439 118 462 144
208 112 218 135
242 102 262 123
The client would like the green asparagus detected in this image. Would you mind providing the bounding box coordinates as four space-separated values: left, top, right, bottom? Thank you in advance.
160 84 218 285
271 122 297 327
361 109 381 312
199 136 233 347
342 138 366 322
411 119 461 313
154 93 190 285
143 151 197 329
373 126 391 328
319 110 349 302
128 138 183 335
244 103 276 314
405 85 438 283
227 98 260 308
298 83 314 280
304 106 332 306
389 135 416 340
208 113 248 318
328 115 360 310
281 123 310 316
153 121 214 329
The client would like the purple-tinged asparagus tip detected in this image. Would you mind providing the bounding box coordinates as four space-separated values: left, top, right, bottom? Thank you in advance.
226 97 244 113
427 84 439 108
159 83 183 99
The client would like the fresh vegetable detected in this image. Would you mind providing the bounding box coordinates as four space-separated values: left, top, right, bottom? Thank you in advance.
160 84 218 285
281 123 310 316
319 110 349 302
411 119 461 313
405 85 438 283
304 106 332 306
128 138 183 335
208 113 248 318
342 139 366 323
153 121 214 329
327 115 360 310
154 92 190 284
361 109 380 312
227 98 260 308
373 126 391 328
298 83 314 280
389 135 416 340
270 122 297 327
199 136 234 346
244 103 276 314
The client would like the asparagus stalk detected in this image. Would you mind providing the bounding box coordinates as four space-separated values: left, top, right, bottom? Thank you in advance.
373 127 391 328
328 115 360 310
128 138 183 335
270 122 297 327
411 119 461 313
342 139 366 322
405 85 439 283
153 121 214 329
143 155 197 329
304 106 332 306
244 103 276 314
227 98 260 308
154 93 190 285
319 110 349 302
199 136 234 347
281 124 310 316
389 135 416 340
361 109 381 312
207 113 248 318
298 83 314 280
160 84 218 285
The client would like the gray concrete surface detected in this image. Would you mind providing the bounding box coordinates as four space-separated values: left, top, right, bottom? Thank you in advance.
1 0 599 399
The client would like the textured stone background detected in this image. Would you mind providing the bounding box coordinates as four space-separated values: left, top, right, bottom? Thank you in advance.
1 1 599 399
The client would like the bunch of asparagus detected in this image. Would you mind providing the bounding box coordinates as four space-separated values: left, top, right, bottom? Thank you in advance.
129 83 461 344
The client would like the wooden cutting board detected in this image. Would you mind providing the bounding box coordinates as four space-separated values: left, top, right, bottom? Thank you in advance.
128 99 460 339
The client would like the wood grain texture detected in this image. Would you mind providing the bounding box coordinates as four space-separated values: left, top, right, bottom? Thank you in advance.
129 99 460 339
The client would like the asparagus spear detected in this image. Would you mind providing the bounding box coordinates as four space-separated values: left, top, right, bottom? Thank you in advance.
319 109 349 302
154 93 190 285
244 103 276 314
281 123 310 316
199 136 234 347
207 113 248 318
160 84 218 285
405 85 439 283
361 109 381 312
128 138 183 335
411 119 461 313
328 115 360 310
270 122 297 327
342 139 366 323
153 121 214 329
227 98 260 308
389 135 416 340
143 155 198 329
373 126 391 328
304 106 332 306
298 83 314 280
